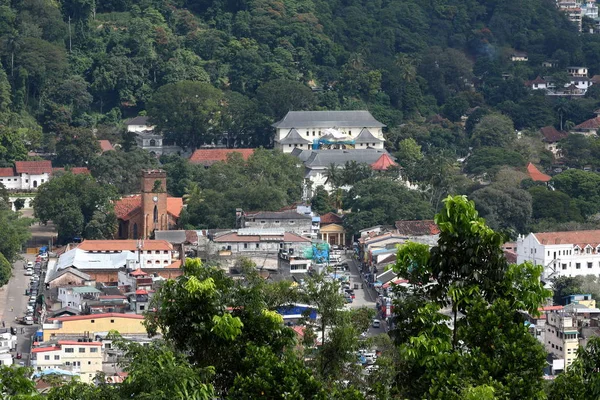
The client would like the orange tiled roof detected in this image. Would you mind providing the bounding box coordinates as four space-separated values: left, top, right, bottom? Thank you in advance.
114 195 183 220
98 140 115 152
526 163 551 182
370 153 398 171
165 260 182 269
31 346 60 353
534 230 600 248
129 268 147 276
189 148 254 166
15 160 52 174
78 239 173 251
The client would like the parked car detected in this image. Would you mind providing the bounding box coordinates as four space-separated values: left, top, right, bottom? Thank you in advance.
24 269 33 276
15 353 21 359
23 316 33 325
372 319 381 328
26 261 33 268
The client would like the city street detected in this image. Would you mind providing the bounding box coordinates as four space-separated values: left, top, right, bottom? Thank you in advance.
339 253 387 337
0 254 42 365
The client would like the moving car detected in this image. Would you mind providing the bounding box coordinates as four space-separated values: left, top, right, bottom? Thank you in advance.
372 319 381 328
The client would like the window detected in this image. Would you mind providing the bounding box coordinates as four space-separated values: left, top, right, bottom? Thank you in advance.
79 348 85 353
44 355 50 360
140 305 145 311
163 250 168 254
552 344 555 348
65 348 74 353
65 362 71 366
255 243 260 249
90 348 98 353
54 355 59 360
260 220 265 224
589 262 593 269
587 247 592 254
576 263 581 269
288 144 292 148
560 347 563 351
88 361 92 365
306 131 309 135
562 264 567 270
111 319 115 323
289 220 295 224
275 220 280 224
243 243 248 249
155 260 160 264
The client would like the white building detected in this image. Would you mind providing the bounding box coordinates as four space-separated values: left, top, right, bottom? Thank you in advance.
125 116 153 133
567 66 589 77
0 161 52 190
57 286 102 310
76 240 176 267
272 111 386 153
517 230 600 280
31 340 104 383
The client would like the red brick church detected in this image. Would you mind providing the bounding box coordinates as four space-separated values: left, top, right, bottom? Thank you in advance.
114 170 183 239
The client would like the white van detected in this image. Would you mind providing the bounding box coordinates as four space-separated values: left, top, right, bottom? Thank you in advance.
24 316 33 325
330 254 341 263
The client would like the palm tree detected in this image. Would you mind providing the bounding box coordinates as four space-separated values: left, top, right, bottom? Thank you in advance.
554 98 570 131
183 182 204 206
394 53 417 82
325 163 343 189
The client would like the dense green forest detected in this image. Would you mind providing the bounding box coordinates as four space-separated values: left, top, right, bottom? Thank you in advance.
0 0 596 152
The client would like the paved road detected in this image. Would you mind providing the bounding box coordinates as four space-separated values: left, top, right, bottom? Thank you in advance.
0 254 41 365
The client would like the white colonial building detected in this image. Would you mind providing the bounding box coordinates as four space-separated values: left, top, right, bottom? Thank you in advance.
517 230 600 280
125 116 153 133
272 111 386 153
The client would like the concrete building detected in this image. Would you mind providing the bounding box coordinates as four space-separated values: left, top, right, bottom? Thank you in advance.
125 116 153 133
241 210 313 238
212 228 312 257
31 340 103 383
42 313 146 341
273 111 386 153
540 126 568 157
57 286 102 311
517 230 600 279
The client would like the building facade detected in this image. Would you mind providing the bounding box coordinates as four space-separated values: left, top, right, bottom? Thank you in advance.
31 341 103 383
114 170 183 240
242 210 313 238
517 230 600 279
273 111 386 153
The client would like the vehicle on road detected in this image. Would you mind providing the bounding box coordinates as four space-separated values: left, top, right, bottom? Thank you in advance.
15 353 21 359
24 269 33 276
23 316 33 325
26 261 33 268
372 319 381 328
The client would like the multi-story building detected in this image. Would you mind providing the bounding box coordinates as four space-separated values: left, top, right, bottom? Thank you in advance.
241 210 313 238
546 311 580 371
517 230 600 280
272 111 386 153
31 340 104 383
57 286 102 311
558 1 583 31
42 313 146 341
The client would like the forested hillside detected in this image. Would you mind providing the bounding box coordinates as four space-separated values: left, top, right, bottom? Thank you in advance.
0 0 594 155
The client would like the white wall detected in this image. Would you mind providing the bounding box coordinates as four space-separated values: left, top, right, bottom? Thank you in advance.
127 125 153 133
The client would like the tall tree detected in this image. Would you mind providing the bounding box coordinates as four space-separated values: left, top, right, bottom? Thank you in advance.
147 81 224 149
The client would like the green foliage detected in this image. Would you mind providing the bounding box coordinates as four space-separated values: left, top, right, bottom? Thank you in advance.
391 195 550 399
548 337 600 400
470 185 532 233
90 149 159 195
0 253 12 287
470 113 516 149
33 172 118 243
54 126 101 167
179 149 303 229
552 169 600 217
464 147 526 176
0 206 32 262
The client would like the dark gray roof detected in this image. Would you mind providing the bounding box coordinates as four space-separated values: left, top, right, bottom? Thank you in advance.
155 230 187 244
290 148 314 162
278 129 312 145
354 128 384 144
301 149 393 169
126 116 150 125
272 111 385 129
246 211 311 220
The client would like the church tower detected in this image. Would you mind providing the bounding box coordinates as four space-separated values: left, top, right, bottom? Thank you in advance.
141 169 168 239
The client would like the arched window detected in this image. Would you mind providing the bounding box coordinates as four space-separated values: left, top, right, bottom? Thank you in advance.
153 205 158 223
33 180 38 188
133 223 138 239
149 139 156 146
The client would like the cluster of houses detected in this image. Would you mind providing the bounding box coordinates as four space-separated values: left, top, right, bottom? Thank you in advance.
556 0 600 32
524 66 597 97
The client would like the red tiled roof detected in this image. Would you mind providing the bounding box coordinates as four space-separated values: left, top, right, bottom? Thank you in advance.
527 163 551 182
189 148 255 166
540 126 568 143
78 240 173 251
534 230 600 248
539 306 564 311
504 250 517 263
395 220 440 236
0 167 15 177
113 195 183 220
98 140 115 152
530 76 546 84
370 153 398 171
32 346 60 353
113 196 142 220
320 212 343 225
574 116 600 130
165 260 182 269
129 269 147 277
15 161 52 174
135 289 148 295
48 312 144 322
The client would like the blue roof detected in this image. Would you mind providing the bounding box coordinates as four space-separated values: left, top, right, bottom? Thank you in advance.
33 368 77 378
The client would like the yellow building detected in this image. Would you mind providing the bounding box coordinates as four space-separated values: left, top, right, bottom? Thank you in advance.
31 341 104 383
43 313 146 341
319 213 346 246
